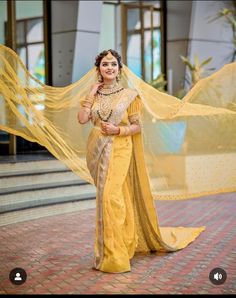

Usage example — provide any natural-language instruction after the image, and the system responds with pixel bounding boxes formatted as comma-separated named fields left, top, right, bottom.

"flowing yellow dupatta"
left=0, top=44, right=236, bottom=202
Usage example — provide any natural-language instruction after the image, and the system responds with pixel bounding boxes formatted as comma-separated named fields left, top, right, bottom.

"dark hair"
left=95, top=49, right=123, bottom=69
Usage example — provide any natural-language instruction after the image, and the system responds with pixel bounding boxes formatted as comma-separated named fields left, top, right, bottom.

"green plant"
left=208, top=1, right=236, bottom=62
left=180, top=54, right=213, bottom=86
left=150, top=73, right=167, bottom=92
left=175, top=54, right=213, bottom=99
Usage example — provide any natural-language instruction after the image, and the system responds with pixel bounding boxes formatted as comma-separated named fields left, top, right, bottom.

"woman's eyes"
left=102, top=63, right=117, bottom=66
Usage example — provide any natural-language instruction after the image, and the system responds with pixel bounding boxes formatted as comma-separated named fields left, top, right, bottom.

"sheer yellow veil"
left=0, top=44, right=236, bottom=200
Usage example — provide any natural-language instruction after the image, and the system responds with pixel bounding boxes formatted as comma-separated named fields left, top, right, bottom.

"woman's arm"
left=77, top=106, right=91, bottom=124
left=100, top=101, right=142, bottom=136
left=77, top=83, right=104, bottom=125
left=128, top=123, right=141, bottom=135
left=100, top=122, right=141, bottom=136
left=118, top=123, right=141, bottom=136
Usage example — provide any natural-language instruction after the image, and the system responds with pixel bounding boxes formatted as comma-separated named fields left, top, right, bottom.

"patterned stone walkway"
left=0, top=192, right=235, bottom=294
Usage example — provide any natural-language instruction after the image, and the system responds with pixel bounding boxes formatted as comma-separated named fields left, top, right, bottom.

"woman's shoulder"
left=123, top=87, right=139, bottom=98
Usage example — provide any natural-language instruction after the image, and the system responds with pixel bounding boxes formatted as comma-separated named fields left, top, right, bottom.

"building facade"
left=0, top=0, right=234, bottom=155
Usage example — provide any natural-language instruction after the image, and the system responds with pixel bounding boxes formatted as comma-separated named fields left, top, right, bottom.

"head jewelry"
left=105, top=51, right=114, bottom=60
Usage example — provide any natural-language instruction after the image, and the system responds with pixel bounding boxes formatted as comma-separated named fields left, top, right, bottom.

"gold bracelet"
left=86, top=94, right=94, bottom=102
left=82, top=102, right=92, bottom=109
left=81, top=94, right=94, bottom=108
left=82, top=107, right=91, bottom=114
left=118, top=126, right=131, bottom=136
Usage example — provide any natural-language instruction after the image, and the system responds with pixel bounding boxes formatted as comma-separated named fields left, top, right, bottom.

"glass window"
left=153, top=11, right=160, bottom=27
left=1, top=0, right=48, bottom=154
left=144, top=10, right=151, bottom=29
left=127, top=8, right=140, bottom=31
left=26, top=18, right=43, bottom=43
left=0, top=1, right=7, bottom=44
left=144, top=31, right=152, bottom=82
left=127, top=34, right=142, bottom=77
left=153, top=29, right=161, bottom=80
left=123, top=1, right=164, bottom=82
left=28, top=44, right=45, bottom=82
left=17, top=47, right=27, bottom=65
left=16, top=21, right=25, bottom=44
left=16, top=1, right=45, bottom=84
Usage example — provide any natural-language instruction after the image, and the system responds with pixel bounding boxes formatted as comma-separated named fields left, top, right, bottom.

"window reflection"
left=153, top=29, right=161, bottom=80
left=125, top=1, right=163, bottom=82
left=27, top=18, right=43, bottom=43
left=16, top=18, right=45, bottom=84
left=127, top=34, right=142, bottom=78
left=16, top=0, right=45, bottom=85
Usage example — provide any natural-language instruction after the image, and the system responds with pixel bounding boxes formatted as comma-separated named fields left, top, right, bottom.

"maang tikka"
left=105, top=51, right=114, bottom=60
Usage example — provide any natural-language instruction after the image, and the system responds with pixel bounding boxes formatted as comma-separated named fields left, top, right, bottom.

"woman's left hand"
left=101, top=122, right=119, bottom=135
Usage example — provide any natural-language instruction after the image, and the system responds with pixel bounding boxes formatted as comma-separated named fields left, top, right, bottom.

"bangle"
left=118, top=126, right=130, bottom=136
left=81, top=94, right=94, bottom=109
left=83, top=107, right=91, bottom=114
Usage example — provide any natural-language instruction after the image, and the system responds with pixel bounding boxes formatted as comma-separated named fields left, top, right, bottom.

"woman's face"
left=99, top=55, right=119, bottom=82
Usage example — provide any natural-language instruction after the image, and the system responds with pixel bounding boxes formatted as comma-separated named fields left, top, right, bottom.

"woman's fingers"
left=100, top=123, right=117, bottom=135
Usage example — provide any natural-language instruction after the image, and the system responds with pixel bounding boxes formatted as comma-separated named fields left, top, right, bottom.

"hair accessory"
left=105, top=51, right=114, bottom=60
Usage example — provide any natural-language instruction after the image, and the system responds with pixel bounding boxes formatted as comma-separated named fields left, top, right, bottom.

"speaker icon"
left=214, top=272, right=223, bottom=280
left=209, top=268, right=227, bottom=285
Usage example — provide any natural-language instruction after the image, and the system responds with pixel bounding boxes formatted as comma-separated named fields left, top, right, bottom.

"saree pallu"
left=86, top=88, right=205, bottom=273
left=0, top=44, right=235, bottom=273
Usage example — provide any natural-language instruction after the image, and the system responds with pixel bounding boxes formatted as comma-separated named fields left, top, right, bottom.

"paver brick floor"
left=0, top=191, right=236, bottom=294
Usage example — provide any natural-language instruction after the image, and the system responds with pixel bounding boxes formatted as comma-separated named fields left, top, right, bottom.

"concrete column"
left=72, top=0, right=103, bottom=81
left=166, top=0, right=193, bottom=95
left=51, top=0, right=102, bottom=86
left=51, top=0, right=78, bottom=86
left=167, top=0, right=234, bottom=95
left=188, top=1, right=234, bottom=73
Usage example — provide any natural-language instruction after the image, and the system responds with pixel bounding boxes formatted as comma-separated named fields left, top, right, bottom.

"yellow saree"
left=86, top=88, right=205, bottom=273
left=0, top=44, right=236, bottom=273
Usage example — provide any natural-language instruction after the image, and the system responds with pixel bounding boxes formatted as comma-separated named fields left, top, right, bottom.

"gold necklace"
left=98, top=83, right=123, bottom=95
left=96, top=84, right=124, bottom=122
left=97, top=93, right=114, bottom=122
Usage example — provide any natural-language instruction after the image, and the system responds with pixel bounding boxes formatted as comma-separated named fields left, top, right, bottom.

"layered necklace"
left=96, top=83, right=124, bottom=122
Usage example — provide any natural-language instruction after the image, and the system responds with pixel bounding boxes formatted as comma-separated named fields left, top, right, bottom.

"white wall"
left=167, top=0, right=235, bottom=95
left=188, top=1, right=234, bottom=72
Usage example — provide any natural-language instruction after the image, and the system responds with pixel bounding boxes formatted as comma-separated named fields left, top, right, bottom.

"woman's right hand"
left=89, top=82, right=104, bottom=96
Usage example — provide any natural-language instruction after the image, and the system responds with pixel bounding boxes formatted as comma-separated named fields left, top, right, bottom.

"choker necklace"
left=97, top=87, right=124, bottom=96
left=98, top=83, right=124, bottom=96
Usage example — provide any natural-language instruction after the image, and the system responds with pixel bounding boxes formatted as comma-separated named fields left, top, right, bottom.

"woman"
left=77, top=49, right=205, bottom=273
left=1, top=45, right=235, bottom=273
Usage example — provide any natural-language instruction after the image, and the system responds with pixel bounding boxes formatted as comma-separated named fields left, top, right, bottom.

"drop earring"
left=116, top=72, right=121, bottom=82
left=98, top=73, right=103, bottom=82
